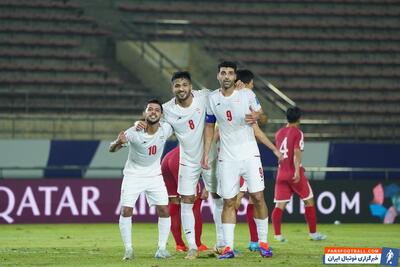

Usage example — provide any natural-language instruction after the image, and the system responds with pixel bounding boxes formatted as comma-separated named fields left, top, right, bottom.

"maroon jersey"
left=275, top=126, right=304, bottom=180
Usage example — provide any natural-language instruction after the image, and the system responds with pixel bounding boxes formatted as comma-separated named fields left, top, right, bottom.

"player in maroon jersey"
left=272, top=106, right=326, bottom=242
left=161, top=146, right=209, bottom=252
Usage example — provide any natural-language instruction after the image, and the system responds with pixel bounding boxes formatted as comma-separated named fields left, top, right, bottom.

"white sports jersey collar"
left=218, top=88, right=237, bottom=99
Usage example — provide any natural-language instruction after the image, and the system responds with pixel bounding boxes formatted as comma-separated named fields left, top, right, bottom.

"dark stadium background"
left=0, top=0, right=399, bottom=227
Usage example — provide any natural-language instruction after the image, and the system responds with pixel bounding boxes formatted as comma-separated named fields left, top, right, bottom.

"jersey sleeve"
left=205, top=95, right=216, bottom=123
left=246, top=89, right=262, bottom=112
left=293, top=130, right=305, bottom=151
left=124, top=127, right=137, bottom=143
left=161, top=122, right=174, bottom=138
left=199, top=88, right=211, bottom=96
left=161, top=103, right=171, bottom=123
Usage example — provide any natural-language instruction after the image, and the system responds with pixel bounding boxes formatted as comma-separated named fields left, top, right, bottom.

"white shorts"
left=217, top=157, right=265, bottom=199
left=120, top=174, right=168, bottom=207
left=178, top=161, right=218, bottom=195
left=202, top=158, right=218, bottom=193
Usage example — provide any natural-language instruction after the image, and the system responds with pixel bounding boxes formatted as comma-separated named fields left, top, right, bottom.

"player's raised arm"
left=109, top=131, right=128, bottom=152
left=252, top=125, right=283, bottom=161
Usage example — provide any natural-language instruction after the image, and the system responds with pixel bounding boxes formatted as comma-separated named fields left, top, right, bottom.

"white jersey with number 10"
left=123, top=122, right=173, bottom=177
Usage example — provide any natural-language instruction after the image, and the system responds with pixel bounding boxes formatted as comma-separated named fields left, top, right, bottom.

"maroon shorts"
left=274, top=170, right=313, bottom=202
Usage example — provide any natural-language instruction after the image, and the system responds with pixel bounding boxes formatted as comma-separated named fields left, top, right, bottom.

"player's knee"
left=223, top=197, right=237, bottom=209
left=234, top=202, right=241, bottom=210
left=250, top=192, right=265, bottom=205
left=303, top=198, right=314, bottom=207
left=169, top=196, right=180, bottom=204
left=121, top=206, right=133, bottom=217
left=275, top=202, right=287, bottom=210
left=235, top=193, right=244, bottom=210
left=156, top=205, right=170, bottom=217
left=181, top=195, right=195, bottom=203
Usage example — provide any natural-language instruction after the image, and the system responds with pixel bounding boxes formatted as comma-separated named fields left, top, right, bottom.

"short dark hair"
left=146, top=98, right=163, bottom=113
left=218, top=61, right=237, bottom=73
left=286, top=106, right=301, bottom=123
left=171, top=71, right=191, bottom=83
left=236, top=69, right=254, bottom=84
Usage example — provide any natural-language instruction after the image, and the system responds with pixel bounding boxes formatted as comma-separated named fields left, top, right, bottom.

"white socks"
left=120, top=215, right=170, bottom=252
left=158, top=217, right=171, bottom=250
left=254, top=217, right=269, bottom=243
left=119, top=215, right=132, bottom=250
left=181, top=203, right=197, bottom=250
left=222, top=223, right=235, bottom=249
left=213, top=198, right=225, bottom=247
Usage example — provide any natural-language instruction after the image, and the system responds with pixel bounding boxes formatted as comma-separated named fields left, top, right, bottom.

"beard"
left=175, top=91, right=190, bottom=102
left=146, top=117, right=160, bottom=125
left=221, top=80, right=234, bottom=89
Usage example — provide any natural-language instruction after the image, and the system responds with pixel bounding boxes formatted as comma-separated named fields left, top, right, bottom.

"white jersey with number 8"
left=163, top=89, right=210, bottom=166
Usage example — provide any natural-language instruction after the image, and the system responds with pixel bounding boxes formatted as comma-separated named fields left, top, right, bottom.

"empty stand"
left=117, top=0, right=400, bottom=139
left=0, top=0, right=152, bottom=115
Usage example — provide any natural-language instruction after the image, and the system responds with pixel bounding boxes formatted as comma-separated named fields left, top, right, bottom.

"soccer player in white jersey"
left=135, top=71, right=223, bottom=259
left=109, top=99, right=173, bottom=261
left=162, top=71, right=222, bottom=259
left=202, top=61, right=273, bottom=259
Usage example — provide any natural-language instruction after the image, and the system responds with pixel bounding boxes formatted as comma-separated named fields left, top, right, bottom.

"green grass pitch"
left=0, top=223, right=399, bottom=266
